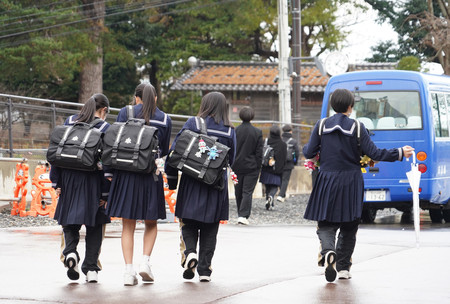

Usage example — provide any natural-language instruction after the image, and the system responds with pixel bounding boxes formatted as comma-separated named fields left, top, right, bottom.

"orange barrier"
left=10, top=161, right=29, bottom=217
left=163, top=174, right=177, bottom=222
left=27, top=162, right=59, bottom=217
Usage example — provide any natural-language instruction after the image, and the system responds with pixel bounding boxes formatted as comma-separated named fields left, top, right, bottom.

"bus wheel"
left=442, top=210, right=450, bottom=223
left=429, top=209, right=443, bottom=223
left=361, top=208, right=377, bottom=223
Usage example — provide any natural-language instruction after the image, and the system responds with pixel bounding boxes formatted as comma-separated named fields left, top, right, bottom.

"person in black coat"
left=303, top=88, right=414, bottom=282
left=50, top=94, right=111, bottom=283
left=231, top=106, right=263, bottom=225
left=278, top=124, right=300, bottom=202
left=259, top=125, right=287, bottom=211
left=166, top=91, right=236, bottom=282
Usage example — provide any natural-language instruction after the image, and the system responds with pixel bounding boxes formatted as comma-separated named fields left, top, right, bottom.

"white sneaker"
left=237, top=217, right=249, bottom=225
left=65, top=252, right=80, bottom=281
left=86, top=271, right=98, bottom=283
left=276, top=196, right=285, bottom=202
left=199, top=275, right=211, bottom=282
left=338, top=270, right=352, bottom=279
left=183, top=252, right=198, bottom=280
left=139, top=263, right=155, bottom=282
left=124, top=272, right=138, bottom=286
left=324, top=251, right=337, bottom=282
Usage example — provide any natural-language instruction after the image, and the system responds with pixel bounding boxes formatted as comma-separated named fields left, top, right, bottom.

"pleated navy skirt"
left=259, top=170, right=281, bottom=186
left=175, top=173, right=229, bottom=223
left=107, top=171, right=166, bottom=220
left=53, top=169, right=110, bottom=227
left=304, top=169, right=364, bottom=222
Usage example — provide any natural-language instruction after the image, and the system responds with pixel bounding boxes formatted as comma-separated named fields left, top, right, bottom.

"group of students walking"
left=50, top=85, right=414, bottom=285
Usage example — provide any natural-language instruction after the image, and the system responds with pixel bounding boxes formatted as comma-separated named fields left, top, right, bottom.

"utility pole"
left=291, top=0, right=301, bottom=125
left=277, top=0, right=291, bottom=124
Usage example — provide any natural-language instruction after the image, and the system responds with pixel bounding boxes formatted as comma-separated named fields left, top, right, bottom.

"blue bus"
left=321, top=70, right=450, bottom=223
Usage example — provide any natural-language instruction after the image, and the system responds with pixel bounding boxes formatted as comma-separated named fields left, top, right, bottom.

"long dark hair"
left=77, top=93, right=109, bottom=123
left=197, top=91, right=231, bottom=126
left=135, top=83, right=157, bottom=124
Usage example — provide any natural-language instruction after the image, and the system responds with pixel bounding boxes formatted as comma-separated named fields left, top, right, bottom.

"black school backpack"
left=262, top=138, right=274, bottom=167
left=47, top=118, right=104, bottom=171
left=102, top=105, right=159, bottom=173
left=166, top=117, right=230, bottom=190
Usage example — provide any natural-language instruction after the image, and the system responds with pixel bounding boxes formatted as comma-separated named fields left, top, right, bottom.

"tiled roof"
left=171, top=60, right=396, bottom=93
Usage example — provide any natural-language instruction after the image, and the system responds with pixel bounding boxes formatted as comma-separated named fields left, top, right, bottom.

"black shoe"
left=265, top=196, right=273, bottom=210
left=65, top=252, right=80, bottom=281
left=183, top=253, right=198, bottom=280
left=324, top=251, right=337, bottom=282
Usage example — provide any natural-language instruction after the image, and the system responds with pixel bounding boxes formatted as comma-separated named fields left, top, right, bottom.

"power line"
left=0, top=0, right=164, bottom=35
left=0, top=0, right=193, bottom=40
left=0, top=0, right=239, bottom=48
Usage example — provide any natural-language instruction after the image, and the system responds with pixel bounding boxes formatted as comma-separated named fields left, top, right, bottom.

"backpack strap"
left=126, top=105, right=134, bottom=119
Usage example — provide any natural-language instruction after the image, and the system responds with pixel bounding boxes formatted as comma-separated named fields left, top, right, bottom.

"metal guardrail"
left=0, top=93, right=314, bottom=158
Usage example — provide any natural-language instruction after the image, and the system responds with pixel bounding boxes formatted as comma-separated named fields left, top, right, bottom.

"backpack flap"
left=47, top=122, right=103, bottom=171
left=102, top=121, right=159, bottom=173
left=167, top=129, right=230, bottom=187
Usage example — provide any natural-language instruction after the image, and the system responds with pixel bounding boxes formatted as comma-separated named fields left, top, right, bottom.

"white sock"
left=125, top=264, right=134, bottom=274
left=142, top=255, right=150, bottom=265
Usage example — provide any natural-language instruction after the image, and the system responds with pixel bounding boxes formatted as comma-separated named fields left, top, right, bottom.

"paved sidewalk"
left=1, top=221, right=449, bottom=303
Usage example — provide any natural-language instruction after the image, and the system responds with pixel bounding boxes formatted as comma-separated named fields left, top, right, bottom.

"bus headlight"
left=417, top=151, right=427, bottom=161
left=418, top=163, right=427, bottom=173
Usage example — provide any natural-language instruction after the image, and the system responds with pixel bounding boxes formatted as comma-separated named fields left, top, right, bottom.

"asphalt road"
left=1, top=214, right=449, bottom=304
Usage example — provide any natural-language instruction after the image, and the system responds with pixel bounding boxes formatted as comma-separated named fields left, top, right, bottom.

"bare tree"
left=78, top=0, right=105, bottom=103
left=413, top=0, right=450, bottom=74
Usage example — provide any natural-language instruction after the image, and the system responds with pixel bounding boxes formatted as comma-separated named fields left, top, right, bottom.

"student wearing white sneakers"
left=50, top=94, right=111, bottom=283
left=107, top=83, right=172, bottom=286
left=231, top=106, right=263, bottom=225
left=302, top=89, right=414, bottom=282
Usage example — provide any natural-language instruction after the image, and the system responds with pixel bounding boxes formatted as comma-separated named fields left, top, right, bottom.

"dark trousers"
left=180, top=219, right=220, bottom=277
left=316, top=220, right=359, bottom=271
left=265, top=184, right=279, bottom=200
left=234, top=170, right=259, bottom=218
left=278, top=168, right=293, bottom=198
left=62, top=224, right=105, bottom=275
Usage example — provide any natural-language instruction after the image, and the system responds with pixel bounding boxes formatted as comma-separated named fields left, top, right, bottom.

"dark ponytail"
left=135, top=83, right=156, bottom=124
left=77, top=93, right=110, bottom=123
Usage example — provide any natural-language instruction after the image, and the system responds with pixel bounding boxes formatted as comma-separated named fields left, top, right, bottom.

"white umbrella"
left=406, top=151, right=421, bottom=248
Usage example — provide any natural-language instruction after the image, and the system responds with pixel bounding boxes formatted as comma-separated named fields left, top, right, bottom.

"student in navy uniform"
left=107, top=83, right=172, bottom=286
left=259, top=125, right=287, bottom=211
left=302, top=88, right=414, bottom=282
left=50, top=93, right=111, bottom=283
left=277, top=124, right=300, bottom=202
left=166, top=91, right=236, bottom=282
left=231, top=106, right=263, bottom=225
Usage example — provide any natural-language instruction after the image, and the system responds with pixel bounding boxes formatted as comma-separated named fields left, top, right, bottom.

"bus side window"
left=431, top=93, right=449, bottom=137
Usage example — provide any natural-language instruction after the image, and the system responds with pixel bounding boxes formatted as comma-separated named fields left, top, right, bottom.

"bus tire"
left=361, top=208, right=377, bottom=223
left=429, top=209, right=443, bottom=223
left=442, top=209, right=450, bottom=223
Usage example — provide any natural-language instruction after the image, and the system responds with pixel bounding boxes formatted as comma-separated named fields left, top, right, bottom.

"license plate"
left=365, top=190, right=386, bottom=201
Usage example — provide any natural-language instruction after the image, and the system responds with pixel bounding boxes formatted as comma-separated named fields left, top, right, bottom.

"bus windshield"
left=328, top=91, right=422, bottom=130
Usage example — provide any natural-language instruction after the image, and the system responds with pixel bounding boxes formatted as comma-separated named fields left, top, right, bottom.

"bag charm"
left=229, top=168, right=238, bottom=185
left=196, top=139, right=208, bottom=157
left=207, top=145, right=222, bottom=160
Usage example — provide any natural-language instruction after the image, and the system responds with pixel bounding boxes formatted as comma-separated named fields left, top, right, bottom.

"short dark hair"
left=330, top=89, right=354, bottom=113
left=239, top=106, right=255, bottom=122
left=282, top=124, right=292, bottom=132
left=269, top=125, right=281, bottom=138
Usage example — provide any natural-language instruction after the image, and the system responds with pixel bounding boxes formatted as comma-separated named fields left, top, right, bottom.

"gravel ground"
left=0, top=194, right=400, bottom=228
